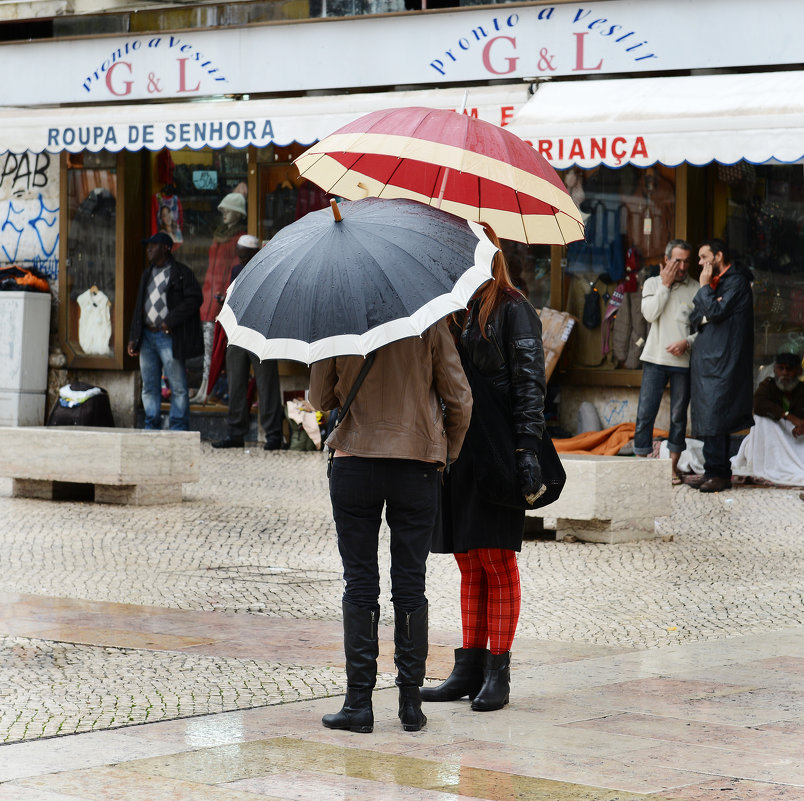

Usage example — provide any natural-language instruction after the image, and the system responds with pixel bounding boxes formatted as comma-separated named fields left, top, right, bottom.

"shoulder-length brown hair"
left=472, top=223, right=522, bottom=338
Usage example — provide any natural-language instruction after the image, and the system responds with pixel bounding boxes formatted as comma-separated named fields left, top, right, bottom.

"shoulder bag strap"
left=335, top=351, right=376, bottom=428
left=326, top=351, right=376, bottom=476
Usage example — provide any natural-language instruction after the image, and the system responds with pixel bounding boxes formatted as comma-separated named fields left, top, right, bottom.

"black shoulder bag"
left=326, top=351, right=376, bottom=478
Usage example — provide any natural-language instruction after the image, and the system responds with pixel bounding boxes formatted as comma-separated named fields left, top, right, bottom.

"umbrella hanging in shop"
left=293, top=106, right=585, bottom=246
left=217, top=197, right=498, bottom=364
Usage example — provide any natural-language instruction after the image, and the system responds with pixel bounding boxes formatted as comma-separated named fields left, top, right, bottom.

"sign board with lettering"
left=508, top=71, right=804, bottom=168
left=0, top=84, right=527, bottom=155
left=0, top=0, right=796, bottom=107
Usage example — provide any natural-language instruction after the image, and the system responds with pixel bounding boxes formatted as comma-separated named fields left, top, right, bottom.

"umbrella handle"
left=330, top=198, right=343, bottom=222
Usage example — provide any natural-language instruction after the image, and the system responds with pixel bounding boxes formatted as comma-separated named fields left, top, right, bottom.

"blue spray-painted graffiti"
left=0, top=152, right=60, bottom=280
left=0, top=195, right=59, bottom=279
left=601, top=399, right=629, bottom=427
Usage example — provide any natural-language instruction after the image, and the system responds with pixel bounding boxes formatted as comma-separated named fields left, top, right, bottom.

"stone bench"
left=527, top=454, right=672, bottom=544
left=0, top=426, right=200, bottom=505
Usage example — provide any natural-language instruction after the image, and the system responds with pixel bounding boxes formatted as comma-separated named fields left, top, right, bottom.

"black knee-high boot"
left=471, top=651, right=511, bottom=712
left=322, top=600, right=378, bottom=733
left=420, top=647, right=487, bottom=702
left=394, top=602, right=428, bottom=732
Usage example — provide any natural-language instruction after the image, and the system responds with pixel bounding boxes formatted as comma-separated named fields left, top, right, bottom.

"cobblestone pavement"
left=0, top=446, right=802, bottom=751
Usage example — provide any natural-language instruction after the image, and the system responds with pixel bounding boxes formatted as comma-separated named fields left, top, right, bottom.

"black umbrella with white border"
left=218, top=197, right=498, bottom=364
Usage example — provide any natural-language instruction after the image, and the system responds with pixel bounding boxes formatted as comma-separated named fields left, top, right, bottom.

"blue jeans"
left=329, top=457, right=439, bottom=613
left=633, top=362, right=690, bottom=455
left=139, top=328, right=189, bottom=431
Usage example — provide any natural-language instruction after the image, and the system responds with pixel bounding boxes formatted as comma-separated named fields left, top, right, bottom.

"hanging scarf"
left=212, top=219, right=245, bottom=245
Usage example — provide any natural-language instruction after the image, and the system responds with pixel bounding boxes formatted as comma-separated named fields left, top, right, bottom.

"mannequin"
left=192, top=192, right=247, bottom=404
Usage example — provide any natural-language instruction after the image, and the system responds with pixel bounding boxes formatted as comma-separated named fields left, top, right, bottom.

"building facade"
left=0, top=0, right=801, bottom=431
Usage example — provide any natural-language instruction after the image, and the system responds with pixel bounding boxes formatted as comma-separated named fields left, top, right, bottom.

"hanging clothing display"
left=76, top=287, right=112, bottom=355
left=201, top=222, right=244, bottom=323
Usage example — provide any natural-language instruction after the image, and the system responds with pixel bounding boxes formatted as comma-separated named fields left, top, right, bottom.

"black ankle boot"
left=471, top=651, right=510, bottom=712
left=398, top=685, right=426, bottom=732
left=322, top=601, right=378, bottom=733
left=420, top=647, right=486, bottom=702
left=322, top=688, right=374, bottom=733
left=394, top=603, right=428, bottom=732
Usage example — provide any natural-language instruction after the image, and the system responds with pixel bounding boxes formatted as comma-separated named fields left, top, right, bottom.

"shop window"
left=561, top=165, right=677, bottom=373
left=256, top=143, right=332, bottom=242
left=718, top=163, right=804, bottom=374
left=61, top=151, right=118, bottom=363
left=255, top=143, right=332, bottom=380
left=149, top=146, right=249, bottom=399
left=504, top=241, right=551, bottom=311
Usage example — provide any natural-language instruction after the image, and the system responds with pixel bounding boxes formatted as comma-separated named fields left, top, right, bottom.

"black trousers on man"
left=225, top=344, right=283, bottom=445
left=702, top=433, right=732, bottom=479
left=329, top=456, right=438, bottom=612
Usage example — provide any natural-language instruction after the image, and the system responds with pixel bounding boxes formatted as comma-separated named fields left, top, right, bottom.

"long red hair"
left=471, top=223, right=522, bottom=338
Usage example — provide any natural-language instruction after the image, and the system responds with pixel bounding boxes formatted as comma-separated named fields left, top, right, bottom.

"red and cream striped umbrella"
left=294, top=106, right=584, bottom=246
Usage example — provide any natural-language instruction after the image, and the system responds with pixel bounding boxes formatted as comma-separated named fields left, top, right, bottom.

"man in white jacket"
left=633, top=239, right=698, bottom=482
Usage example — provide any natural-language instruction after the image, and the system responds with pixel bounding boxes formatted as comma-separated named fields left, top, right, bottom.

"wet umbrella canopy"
left=294, top=106, right=585, bottom=246
left=217, top=197, right=498, bottom=364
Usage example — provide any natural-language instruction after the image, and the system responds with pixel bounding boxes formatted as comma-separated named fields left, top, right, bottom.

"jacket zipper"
left=488, top=325, right=506, bottom=364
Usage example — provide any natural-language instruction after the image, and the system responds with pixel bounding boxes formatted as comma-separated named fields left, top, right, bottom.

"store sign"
left=531, top=135, right=651, bottom=168
left=2, top=86, right=526, bottom=155
left=0, top=0, right=797, bottom=106
left=45, top=119, right=277, bottom=150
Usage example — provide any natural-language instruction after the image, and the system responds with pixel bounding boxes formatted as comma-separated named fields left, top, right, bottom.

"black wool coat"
left=433, top=290, right=546, bottom=554
left=688, top=264, right=754, bottom=436
left=129, top=258, right=204, bottom=361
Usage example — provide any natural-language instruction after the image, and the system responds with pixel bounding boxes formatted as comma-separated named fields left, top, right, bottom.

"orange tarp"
left=553, top=422, right=669, bottom=456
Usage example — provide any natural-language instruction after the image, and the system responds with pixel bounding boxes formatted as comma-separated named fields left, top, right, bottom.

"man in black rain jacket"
left=689, top=239, right=754, bottom=492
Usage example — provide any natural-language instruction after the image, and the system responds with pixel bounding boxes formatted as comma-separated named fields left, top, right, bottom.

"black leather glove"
left=515, top=449, right=542, bottom=498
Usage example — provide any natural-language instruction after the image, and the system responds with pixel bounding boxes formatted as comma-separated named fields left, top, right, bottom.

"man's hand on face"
left=698, top=246, right=716, bottom=287
left=660, top=259, right=680, bottom=288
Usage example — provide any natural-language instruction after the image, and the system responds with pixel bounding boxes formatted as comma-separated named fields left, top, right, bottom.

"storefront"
left=0, top=0, right=801, bottom=431
left=0, top=83, right=530, bottom=424
left=506, top=68, right=804, bottom=429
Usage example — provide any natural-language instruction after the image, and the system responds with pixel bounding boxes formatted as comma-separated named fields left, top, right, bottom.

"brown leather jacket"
left=309, top=319, right=472, bottom=468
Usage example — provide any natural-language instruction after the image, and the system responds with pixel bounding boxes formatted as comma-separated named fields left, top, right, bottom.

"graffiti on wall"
left=0, top=153, right=60, bottom=280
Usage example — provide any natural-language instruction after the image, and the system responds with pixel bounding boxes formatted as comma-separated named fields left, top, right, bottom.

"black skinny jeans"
left=329, top=456, right=439, bottom=613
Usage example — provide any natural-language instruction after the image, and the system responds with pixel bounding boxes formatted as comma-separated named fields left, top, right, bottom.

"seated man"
left=731, top=352, right=804, bottom=485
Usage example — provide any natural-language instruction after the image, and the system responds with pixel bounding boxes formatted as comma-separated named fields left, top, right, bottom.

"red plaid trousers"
left=455, top=548, right=521, bottom=654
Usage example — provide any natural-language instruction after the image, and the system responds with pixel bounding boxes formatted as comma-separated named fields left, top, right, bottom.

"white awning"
left=0, top=85, right=528, bottom=155
left=506, top=71, right=804, bottom=169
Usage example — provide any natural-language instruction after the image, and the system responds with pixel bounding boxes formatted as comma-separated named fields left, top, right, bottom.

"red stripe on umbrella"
left=295, top=107, right=584, bottom=245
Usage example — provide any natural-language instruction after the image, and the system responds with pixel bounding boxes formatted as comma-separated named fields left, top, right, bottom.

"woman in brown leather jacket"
left=309, top=321, right=472, bottom=735
left=424, top=226, right=547, bottom=713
